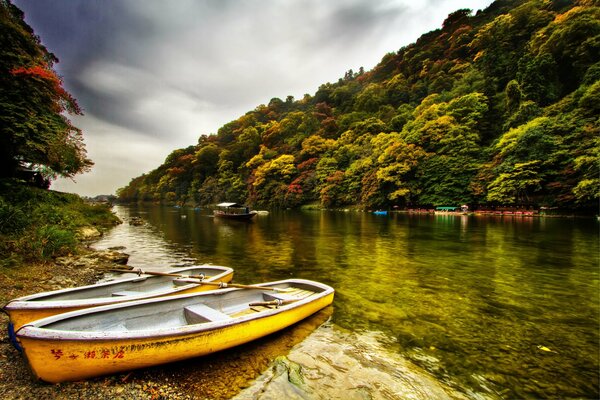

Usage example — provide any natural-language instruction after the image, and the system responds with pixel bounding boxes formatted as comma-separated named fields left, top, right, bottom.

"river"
left=93, top=205, right=599, bottom=399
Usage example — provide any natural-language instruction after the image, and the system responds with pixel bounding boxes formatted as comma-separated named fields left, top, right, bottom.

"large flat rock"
left=235, top=323, right=467, bottom=400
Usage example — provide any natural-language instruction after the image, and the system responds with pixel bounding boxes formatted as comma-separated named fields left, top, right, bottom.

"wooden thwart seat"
left=263, top=288, right=315, bottom=302
left=230, top=305, right=274, bottom=318
left=184, top=304, right=231, bottom=324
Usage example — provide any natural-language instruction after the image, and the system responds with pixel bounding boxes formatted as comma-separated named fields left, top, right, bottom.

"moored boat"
left=3, top=265, right=234, bottom=334
left=213, top=202, right=257, bottom=220
left=16, top=278, right=334, bottom=383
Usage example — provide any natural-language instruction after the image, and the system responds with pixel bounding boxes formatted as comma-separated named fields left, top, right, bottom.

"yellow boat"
left=16, top=278, right=334, bottom=383
left=4, top=265, right=234, bottom=334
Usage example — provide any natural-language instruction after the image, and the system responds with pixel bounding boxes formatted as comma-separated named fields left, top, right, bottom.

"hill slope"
left=117, top=0, right=599, bottom=212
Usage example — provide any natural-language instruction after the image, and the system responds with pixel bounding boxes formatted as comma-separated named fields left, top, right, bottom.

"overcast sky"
left=13, top=0, right=494, bottom=197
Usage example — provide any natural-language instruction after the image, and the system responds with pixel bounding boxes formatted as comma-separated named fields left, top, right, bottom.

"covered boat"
left=4, top=265, right=233, bottom=334
left=213, top=202, right=257, bottom=220
left=16, top=278, right=334, bottom=383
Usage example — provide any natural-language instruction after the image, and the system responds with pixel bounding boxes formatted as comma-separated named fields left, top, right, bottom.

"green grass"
left=0, top=180, right=120, bottom=267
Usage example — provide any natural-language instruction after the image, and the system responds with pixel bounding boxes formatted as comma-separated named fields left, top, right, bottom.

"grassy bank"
left=0, top=180, right=121, bottom=268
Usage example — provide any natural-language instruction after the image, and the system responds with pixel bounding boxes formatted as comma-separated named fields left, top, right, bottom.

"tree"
left=250, top=154, right=297, bottom=206
left=487, top=160, right=543, bottom=204
left=194, top=144, right=220, bottom=174
left=0, top=1, right=91, bottom=180
left=374, top=134, right=425, bottom=204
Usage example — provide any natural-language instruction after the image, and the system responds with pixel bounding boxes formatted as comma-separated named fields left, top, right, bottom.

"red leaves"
left=11, top=65, right=58, bottom=82
left=167, top=167, right=186, bottom=176
left=10, top=64, right=81, bottom=114
left=287, top=183, right=303, bottom=194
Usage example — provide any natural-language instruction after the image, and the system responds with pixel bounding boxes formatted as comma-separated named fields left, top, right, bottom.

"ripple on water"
left=92, top=207, right=194, bottom=270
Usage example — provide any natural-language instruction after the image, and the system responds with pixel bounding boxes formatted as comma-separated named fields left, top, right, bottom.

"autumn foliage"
left=118, top=0, right=599, bottom=213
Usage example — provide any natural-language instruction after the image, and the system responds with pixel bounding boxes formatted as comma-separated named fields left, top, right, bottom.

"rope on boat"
left=8, top=323, right=33, bottom=353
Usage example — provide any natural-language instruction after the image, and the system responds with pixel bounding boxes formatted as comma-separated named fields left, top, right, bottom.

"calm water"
left=95, top=205, right=600, bottom=399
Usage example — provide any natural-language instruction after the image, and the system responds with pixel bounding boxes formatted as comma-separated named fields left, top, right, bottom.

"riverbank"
left=0, top=182, right=122, bottom=269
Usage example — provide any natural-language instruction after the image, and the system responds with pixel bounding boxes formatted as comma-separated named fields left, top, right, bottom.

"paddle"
left=105, top=267, right=293, bottom=293
left=249, top=299, right=299, bottom=307
left=179, top=279, right=293, bottom=292
left=104, top=268, right=211, bottom=280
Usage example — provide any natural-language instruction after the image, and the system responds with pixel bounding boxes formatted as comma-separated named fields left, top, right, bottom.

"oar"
left=106, top=267, right=292, bottom=293
left=183, top=280, right=293, bottom=293
left=104, top=267, right=212, bottom=280
left=249, top=299, right=299, bottom=307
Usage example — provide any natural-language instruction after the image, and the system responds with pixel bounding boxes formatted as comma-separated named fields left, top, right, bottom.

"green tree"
left=487, top=160, right=543, bottom=204
left=250, top=154, right=296, bottom=206
left=373, top=133, right=425, bottom=204
left=0, top=1, right=92, bottom=179
left=194, top=144, right=220, bottom=178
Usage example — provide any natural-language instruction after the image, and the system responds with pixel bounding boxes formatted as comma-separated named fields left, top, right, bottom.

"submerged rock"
left=129, top=217, right=144, bottom=226
left=236, top=323, right=467, bottom=400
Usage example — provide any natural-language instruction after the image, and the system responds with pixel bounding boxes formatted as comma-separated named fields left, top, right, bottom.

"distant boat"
left=16, top=278, right=334, bottom=383
left=373, top=210, right=388, bottom=215
left=213, top=202, right=257, bottom=220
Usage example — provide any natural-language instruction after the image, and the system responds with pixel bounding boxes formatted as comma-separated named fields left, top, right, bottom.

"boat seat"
left=184, top=304, right=231, bottom=324
left=112, top=290, right=142, bottom=297
left=263, top=292, right=296, bottom=302
left=263, top=289, right=314, bottom=302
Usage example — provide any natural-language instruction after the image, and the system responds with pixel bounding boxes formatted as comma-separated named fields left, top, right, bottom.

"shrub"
left=32, top=225, right=77, bottom=259
left=0, top=199, right=29, bottom=234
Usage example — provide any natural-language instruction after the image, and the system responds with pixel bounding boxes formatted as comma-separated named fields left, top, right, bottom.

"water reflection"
left=96, top=206, right=600, bottom=399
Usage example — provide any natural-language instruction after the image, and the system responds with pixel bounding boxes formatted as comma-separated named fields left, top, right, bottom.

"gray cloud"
left=13, top=0, right=494, bottom=196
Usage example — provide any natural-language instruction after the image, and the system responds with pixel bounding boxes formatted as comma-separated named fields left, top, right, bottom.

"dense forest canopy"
left=117, top=0, right=599, bottom=212
left=0, top=0, right=91, bottom=182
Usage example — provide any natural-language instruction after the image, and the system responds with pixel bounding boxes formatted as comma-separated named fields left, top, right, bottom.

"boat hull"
left=4, top=265, right=234, bottom=332
left=213, top=211, right=257, bottom=220
left=17, top=279, right=334, bottom=383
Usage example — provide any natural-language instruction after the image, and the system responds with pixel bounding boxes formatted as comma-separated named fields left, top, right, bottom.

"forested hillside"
left=117, top=0, right=599, bottom=212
